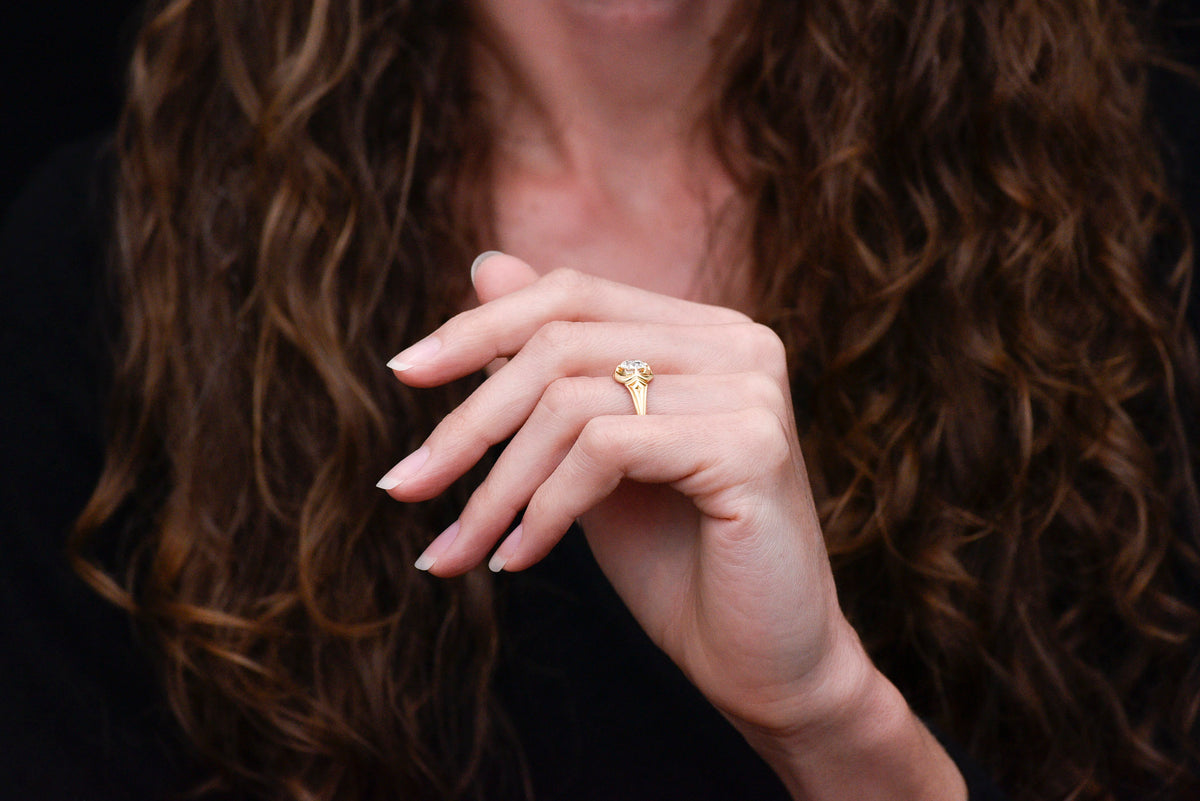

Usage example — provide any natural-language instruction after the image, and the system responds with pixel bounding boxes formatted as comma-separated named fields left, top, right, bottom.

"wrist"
left=731, top=616, right=880, bottom=750
left=734, top=620, right=967, bottom=801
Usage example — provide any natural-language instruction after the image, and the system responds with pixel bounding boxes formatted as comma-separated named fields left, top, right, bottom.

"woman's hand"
left=379, top=253, right=965, bottom=800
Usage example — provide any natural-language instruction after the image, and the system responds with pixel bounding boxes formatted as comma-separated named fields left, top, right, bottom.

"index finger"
left=386, top=262, right=751, bottom=385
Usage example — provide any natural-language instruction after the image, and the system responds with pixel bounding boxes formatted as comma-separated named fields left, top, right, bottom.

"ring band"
left=613, top=359, right=653, bottom=415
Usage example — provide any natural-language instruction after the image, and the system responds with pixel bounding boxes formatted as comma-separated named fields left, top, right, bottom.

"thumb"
left=470, top=251, right=540, bottom=303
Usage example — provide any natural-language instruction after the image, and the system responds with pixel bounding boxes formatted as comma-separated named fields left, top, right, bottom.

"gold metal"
left=613, top=359, right=654, bottom=415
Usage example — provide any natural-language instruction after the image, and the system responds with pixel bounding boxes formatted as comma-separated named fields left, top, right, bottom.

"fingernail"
left=376, top=445, right=430, bottom=490
left=488, top=524, right=523, bottom=573
left=470, top=250, right=504, bottom=285
left=415, top=520, right=460, bottom=571
left=387, top=336, right=442, bottom=371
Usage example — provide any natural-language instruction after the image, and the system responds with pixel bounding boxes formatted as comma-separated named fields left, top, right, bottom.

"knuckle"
left=738, top=322, right=789, bottom=381
left=737, top=407, right=790, bottom=466
left=462, top=477, right=520, bottom=526
left=746, top=322, right=787, bottom=361
left=741, top=371, right=785, bottom=408
left=529, top=318, right=581, bottom=354
left=545, top=267, right=591, bottom=295
left=433, top=399, right=489, bottom=449
left=523, top=486, right=555, bottom=523
left=577, top=416, right=625, bottom=463
left=713, top=305, right=753, bottom=324
left=459, top=481, right=501, bottom=525
left=539, top=377, right=592, bottom=422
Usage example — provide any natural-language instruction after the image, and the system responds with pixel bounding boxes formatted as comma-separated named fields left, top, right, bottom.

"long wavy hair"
left=73, top=0, right=1200, bottom=799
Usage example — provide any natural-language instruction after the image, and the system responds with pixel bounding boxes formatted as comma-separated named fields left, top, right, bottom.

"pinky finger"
left=496, top=407, right=794, bottom=572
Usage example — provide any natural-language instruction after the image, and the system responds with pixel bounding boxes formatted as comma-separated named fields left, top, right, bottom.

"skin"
left=379, top=1, right=970, bottom=798
left=469, top=0, right=749, bottom=302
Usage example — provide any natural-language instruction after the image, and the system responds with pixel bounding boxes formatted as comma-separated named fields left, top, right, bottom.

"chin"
left=565, top=0, right=717, bottom=29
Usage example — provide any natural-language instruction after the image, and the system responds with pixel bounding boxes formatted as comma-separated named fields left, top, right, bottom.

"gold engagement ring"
left=613, top=359, right=654, bottom=415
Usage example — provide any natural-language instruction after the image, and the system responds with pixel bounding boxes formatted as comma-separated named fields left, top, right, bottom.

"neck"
left=469, top=0, right=736, bottom=175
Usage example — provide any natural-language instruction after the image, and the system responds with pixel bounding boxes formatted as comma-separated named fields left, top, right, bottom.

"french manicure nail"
left=376, top=445, right=430, bottom=490
left=387, top=336, right=442, bottom=371
left=415, top=520, right=460, bottom=571
left=470, top=250, right=504, bottom=285
left=488, top=524, right=523, bottom=573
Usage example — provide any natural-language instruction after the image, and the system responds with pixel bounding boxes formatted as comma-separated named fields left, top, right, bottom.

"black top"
left=11, top=11, right=1200, bottom=788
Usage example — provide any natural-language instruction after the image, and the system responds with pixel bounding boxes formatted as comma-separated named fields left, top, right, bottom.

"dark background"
left=1, top=3, right=142, bottom=217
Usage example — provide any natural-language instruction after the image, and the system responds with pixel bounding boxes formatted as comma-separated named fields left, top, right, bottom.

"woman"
left=4, top=0, right=1198, bottom=798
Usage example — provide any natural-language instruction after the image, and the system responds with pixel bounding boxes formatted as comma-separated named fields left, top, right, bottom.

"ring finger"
left=380, top=319, right=791, bottom=500
left=413, top=371, right=789, bottom=575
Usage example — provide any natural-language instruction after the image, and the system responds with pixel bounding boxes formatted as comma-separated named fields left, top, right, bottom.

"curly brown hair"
left=72, top=0, right=1200, bottom=799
